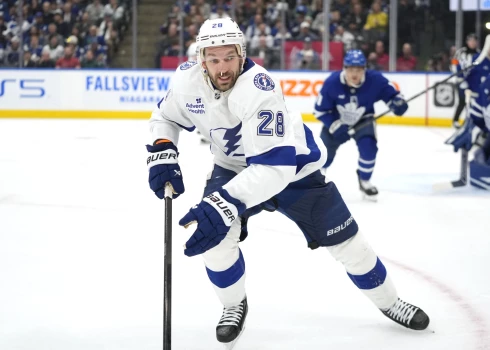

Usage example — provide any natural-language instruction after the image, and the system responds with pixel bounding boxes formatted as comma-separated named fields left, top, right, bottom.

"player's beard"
left=210, top=70, right=239, bottom=92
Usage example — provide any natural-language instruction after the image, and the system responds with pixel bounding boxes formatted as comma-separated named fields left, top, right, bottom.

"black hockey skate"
left=381, top=298, right=430, bottom=330
left=216, top=298, right=248, bottom=348
left=357, top=170, right=378, bottom=201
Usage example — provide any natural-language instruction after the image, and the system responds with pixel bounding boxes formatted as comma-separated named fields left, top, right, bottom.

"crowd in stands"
left=0, top=0, right=131, bottom=68
left=157, top=0, right=454, bottom=72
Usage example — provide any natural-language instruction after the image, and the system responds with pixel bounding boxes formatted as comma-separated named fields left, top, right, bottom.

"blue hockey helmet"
left=343, top=50, right=366, bottom=68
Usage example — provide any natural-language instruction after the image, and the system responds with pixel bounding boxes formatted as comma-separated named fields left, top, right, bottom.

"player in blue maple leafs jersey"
left=314, top=50, right=408, bottom=200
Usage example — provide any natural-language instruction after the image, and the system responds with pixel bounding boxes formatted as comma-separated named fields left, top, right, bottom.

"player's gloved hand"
left=388, top=95, right=408, bottom=116
left=445, top=118, right=474, bottom=152
left=146, top=140, right=184, bottom=199
left=329, top=120, right=351, bottom=144
left=179, top=189, right=246, bottom=257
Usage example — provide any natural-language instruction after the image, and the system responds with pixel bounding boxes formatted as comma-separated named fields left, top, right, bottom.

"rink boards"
left=0, top=69, right=458, bottom=126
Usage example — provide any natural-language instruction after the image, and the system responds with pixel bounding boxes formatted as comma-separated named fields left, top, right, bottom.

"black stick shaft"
left=349, top=67, right=474, bottom=134
left=164, top=194, right=172, bottom=350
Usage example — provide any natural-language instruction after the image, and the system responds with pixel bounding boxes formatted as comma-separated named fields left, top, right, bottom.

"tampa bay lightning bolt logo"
left=209, top=123, right=244, bottom=157
left=253, top=73, right=275, bottom=91
left=179, top=61, right=197, bottom=70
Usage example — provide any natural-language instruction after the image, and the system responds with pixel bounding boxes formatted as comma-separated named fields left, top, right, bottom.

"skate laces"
left=218, top=303, right=244, bottom=327
left=385, top=299, right=418, bottom=325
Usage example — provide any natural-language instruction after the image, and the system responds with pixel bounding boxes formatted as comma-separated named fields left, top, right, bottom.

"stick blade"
left=432, top=179, right=467, bottom=192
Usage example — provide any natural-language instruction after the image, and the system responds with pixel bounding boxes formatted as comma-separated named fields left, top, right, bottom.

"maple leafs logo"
left=337, top=102, right=366, bottom=126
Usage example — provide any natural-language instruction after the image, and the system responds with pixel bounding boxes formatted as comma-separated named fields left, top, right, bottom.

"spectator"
left=37, top=48, right=55, bottom=67
left=81, top=49, right=103, bottom=68
left=249, top=35, right=280, bottom=69
left=56, top=46, right=81, bottom=68
left=364, top=2, right=387, bottom=43
left=344, top=3, right=366, bottom=36
left=195, top=0, right=210, bottom=19
left=0, top=12, right=7, bottom=48
left=333, top=0, right=350, bottom=18
left=272, top=19, right=291, bottom=45
left=25, top=34, right=43, bottom=59
left=398, top=0, right=415, bottom=48
left=44, top=23, right=63, bottom=47
left=333, top=25, right=355, bottom=52
left=374, top=40, right=389, bottom=71
left=62, top=3, right=77, bottom=30
left=290, top=5, right=307, bottom=38
left=249, top=23, right=274, bottom=50
left=104, top=0, right=124, bottom=28
left=41, top=1, right=53, bottom=25
left=33, top=12, right=47, bottom=33
left=85, top=25, right=104, bottom=46
left=85, top=0, right=104, bottom=25
left=66, top=35, right=84, bottom=58
left=296, top=21, right=319, bottom=41
left=397, top=43, right=417, bottom=71
left=53, top=9, right=71, bottom=38
left=245, top=15, right=270, bottom=43
left=157, top=23, right=179, bottom=59
left=23, top=51, right=37, bottom=67
left=209, top=5, right=229, bottom=20
left=42, top=34, right=64, bottom=61
left=367, top=52, right=381, bottom=70
left=293, top=37, right=321, bottom=70
left=78, top=12, right=91, bottom=40
left=3, top=35, right=21, bottom=67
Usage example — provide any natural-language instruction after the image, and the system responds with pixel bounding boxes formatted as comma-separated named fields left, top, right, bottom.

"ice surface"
left=0, top=119, right=489, bottom=350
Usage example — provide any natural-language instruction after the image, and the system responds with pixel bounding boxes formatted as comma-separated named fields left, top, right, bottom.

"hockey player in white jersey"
left=146, top=18, right=430, bottom=348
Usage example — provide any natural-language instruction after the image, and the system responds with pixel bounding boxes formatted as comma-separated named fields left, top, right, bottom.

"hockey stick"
left=348, top=34, right=490, bottom=135
left=163, top=183, right=173, bottom=350
left=432, top=90, right=472, bottom=191
left=432, top=148, right=468, bottom=191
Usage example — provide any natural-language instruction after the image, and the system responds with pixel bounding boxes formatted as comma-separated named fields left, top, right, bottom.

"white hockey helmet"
left=196, top=18, right=246, bottom=74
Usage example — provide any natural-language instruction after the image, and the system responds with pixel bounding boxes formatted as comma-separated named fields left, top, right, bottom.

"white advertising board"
left=0, top=69, right=456, bottom=126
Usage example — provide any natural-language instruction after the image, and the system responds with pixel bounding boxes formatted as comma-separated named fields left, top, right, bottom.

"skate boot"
left=381, top=298, right=430, bottom=330
left=453, top=120, right=461, bottom=129
left=357, top=170, right=378, bottom=201
left=216, top=298, right=248, bottom=348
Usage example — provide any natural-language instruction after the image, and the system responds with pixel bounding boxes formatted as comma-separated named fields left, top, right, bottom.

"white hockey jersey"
left=149, top=58, right=327, bottom=208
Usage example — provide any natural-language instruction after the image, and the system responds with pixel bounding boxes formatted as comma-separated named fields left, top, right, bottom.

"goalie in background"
left=446, top=80, right=490, bottom=190
left=451, top=33, right=479, bottom=129
left=314, top=49, right=408, bottom=201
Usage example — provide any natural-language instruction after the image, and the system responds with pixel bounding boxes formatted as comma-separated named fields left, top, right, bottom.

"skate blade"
left=362, top=193, right=378, bottom=202
left=222, top=322, right=246, bottom=350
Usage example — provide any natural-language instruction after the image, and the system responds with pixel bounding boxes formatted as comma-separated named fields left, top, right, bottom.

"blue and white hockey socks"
left=327, top=231, right=397, bottom=310
left=202, top=220, right=246, bottom=307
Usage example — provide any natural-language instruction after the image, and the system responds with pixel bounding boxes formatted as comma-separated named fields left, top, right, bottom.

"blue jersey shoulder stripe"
left=296, top=125, right=321, bottom=173
left=246, top=146, right=296, bottom=167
